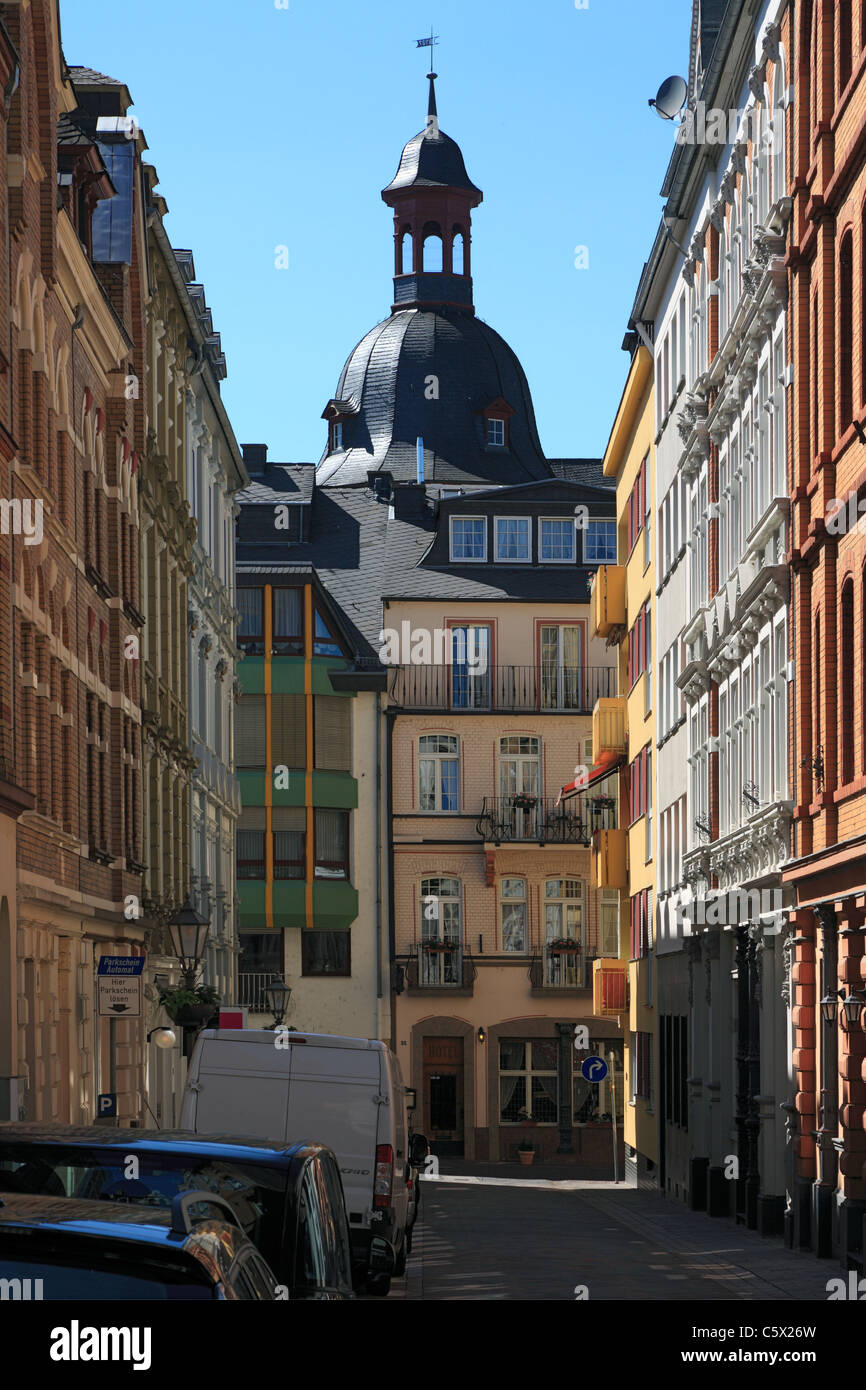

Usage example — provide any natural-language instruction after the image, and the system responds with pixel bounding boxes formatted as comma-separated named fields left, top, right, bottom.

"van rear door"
left=285, top=1042, right=380, bottom=1229
left=187, top=1033, right=290, bottom=1143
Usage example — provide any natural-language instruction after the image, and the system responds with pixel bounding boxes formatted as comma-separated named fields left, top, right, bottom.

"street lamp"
left=820, top=992, right=841, bottom=1025
left=820, top=988, right=866, bottom=1029
left=264, top=975, right=291, bottom=1029
left=166, top=895, right=210, bottom=989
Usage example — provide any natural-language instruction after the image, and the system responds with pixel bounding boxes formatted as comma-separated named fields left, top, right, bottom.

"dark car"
left=0, top=1189, right=279, bottom=1300
left=0, top=1124, right=355, bottom=1300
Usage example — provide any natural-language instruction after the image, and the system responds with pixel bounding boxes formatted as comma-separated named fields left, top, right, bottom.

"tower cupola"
left=381, top=73, right=483, bottom=314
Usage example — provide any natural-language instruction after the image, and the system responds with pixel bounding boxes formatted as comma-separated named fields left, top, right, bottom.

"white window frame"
left=449, top=515, right=487, bottom=563
left=418, top=734, right=460, bottom=814
left=584, top=518, right=617, bottom=563
left=538, top=516, right=576, bottom=564
left=487, top=417, right=506, bottom=447
left=500, top=877, right=528, bottom=954
left=494, top=515, right=531, bottom=563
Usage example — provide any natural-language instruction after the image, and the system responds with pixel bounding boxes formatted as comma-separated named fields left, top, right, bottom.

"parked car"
left=181, top=1029, right=414, bottom=1295
left=0, top=1124, right=354, bottom=1300
left=0, top=1189, right=280, bottom=1299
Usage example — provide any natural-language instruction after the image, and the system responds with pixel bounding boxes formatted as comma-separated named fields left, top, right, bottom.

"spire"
left=426, top=71, right=439, bottom=139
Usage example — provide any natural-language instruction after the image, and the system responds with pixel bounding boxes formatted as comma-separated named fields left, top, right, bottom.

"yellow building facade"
left=592, top=345, right=658, bottom=1186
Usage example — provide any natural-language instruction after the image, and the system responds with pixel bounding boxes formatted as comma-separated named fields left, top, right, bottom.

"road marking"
left=420, top=1174, right=624, bottom=1192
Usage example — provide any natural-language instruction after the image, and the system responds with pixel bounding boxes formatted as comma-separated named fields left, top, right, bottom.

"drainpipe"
left=374, top=692, right=382, bottom=1038
left=386, top=707, right=397, bottom=1050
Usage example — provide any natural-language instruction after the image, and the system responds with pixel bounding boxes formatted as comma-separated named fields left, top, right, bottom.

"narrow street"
left=387, top=1167, right=835, bottom=1302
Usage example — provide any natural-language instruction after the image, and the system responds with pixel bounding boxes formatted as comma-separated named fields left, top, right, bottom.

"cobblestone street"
left=388, top=1167, right=837, bottom=1302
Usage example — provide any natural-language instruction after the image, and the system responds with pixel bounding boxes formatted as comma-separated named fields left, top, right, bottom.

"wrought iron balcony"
left=389, top=664, right=614, bottom=713
left=475, top=794, right=615, bottom=845
left=402, top=947, right=477, bottom=994
left=528, top=950, right=591, bottom=992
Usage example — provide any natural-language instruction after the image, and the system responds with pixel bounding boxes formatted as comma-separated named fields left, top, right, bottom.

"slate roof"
left=548, top=458, right=615, bottom=489
left=67, top=65, right=124, bottom=86
left=237, top=464, right=314, bottom=506
left=316, top=308, right=553, bottom=488
left=382, top=127, right=481, bottom=196
left=57, top=111, right=94, bottom=147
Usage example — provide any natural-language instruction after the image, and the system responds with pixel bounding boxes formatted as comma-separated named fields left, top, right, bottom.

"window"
left=273, top=588, right=302, bottom=654
left=495, top=516, right=530, bottom=562
left=237, top=588, right=264, bottom=652
left=272, top=692, right=306, bottom=770
left=540, top=624, right=582, bottom=709
left=236, top=696, right=266, bottom=769
left=302, top=931, right=350, bottom=976
left=840, top=230, right=854, bottom=436
left=499, top=1039, right=558, bottom=1123
left=314, top=695, right=351, bottom=771
left=450, top=516, right=486, bottom=562
left=539, top=517, right=575, bottom=563
left=544, top=879, right=584, bottom=986
left=629, top=888, right=652, bottom=959
left=450, top=625, right=491, bottom=708
left=499, top=735, right=541, bottom=837
left=420, top=876, right=462, bottom=986
left=313, top=609, right=343, bottom=657
left=584, top=518, right=617, bottom=563
left=500, top=878, right=528, bottom=953
left=273, top=806, right=305, bottom=879
left=332, top=422, right=343, bottom=451
left=314, top=809, right=348, bottom=879
left=419, top=734, right=460, bottom=812
left=632, top=1031, right=653, bottom=1103
left=841, top=582, right=855, bottom=784
left=487, top=417, right=505, bottom=446
left=237, top=807, right=266, bottom=878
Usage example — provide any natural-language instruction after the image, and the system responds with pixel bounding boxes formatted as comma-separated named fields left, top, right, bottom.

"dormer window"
left=331, top=422, right=343, bottom=451
left=487, top=417, right=505, bottom=447
left=495, top=517, right=530, bottom=563
left=450, top=516, right=486, bottom=562
left=479, top=397, right=514, bottom=449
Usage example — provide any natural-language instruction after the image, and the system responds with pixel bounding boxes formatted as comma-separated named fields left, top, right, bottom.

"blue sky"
left=60, top=0, right=689, bottom=465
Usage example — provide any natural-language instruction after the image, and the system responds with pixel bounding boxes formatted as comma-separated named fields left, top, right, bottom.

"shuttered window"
left=272, top=693, right=305, bottom=769
left=273, top=806, right=305, bottom=879
left=315, top=809, right=349, bottom=878
left=236, top=696, right=266, bottom=768
left=314, top=695, right=351, bottom=771
left=237, top=806, right=266, bottom=877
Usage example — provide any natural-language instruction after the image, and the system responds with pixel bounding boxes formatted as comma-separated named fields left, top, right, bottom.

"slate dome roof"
left=316, top=307, right=552, bottom=488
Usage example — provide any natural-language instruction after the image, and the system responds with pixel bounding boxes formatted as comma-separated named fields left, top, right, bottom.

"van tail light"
left=374, top=1144, right=394, bottom=1209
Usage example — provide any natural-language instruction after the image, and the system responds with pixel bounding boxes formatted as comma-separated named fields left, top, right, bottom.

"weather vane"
left=416, top=28, right=439, bottom=74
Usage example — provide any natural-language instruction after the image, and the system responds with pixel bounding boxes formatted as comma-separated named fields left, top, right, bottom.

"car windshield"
left=0, top=1239, right=216, bottom=1300
left=0, top=1146, right=288, bottom=1274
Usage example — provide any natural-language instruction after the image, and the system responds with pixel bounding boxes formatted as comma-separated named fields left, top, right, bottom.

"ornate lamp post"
left=166, top=896, right=210, bottom=991
left=264, top=975, right=292, bottom=1030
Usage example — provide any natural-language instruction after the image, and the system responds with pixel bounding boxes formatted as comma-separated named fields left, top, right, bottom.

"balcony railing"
left=528, top=951, right=590, bottom=991
left=238, top=972, right=279, bottom=1012
left=404, top=948, right=477, bottom=993
left=475, top=795, right=615, bottom=845
left=390, top=664, right=613, bottom=713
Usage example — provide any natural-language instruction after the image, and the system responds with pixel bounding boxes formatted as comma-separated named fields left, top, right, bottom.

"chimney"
left=242, top=443, right=268, bottom=475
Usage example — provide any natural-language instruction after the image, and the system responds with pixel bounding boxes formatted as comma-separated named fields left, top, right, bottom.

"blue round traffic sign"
left=580, top=1055, right=609, bottom=1083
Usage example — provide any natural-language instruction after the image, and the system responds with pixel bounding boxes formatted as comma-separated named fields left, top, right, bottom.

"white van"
left=181, top=1029, right=415, bottom=1294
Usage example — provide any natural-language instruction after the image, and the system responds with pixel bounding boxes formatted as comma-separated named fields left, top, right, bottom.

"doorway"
left=423, top=1036, right=464, bottom=1156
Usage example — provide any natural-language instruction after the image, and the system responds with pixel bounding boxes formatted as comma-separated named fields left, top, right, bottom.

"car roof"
left=199, top=1028, right=386, bottom=1051
left=0, top=1191, right=177, bottom=1244
left=0, top=1123, right=328, bottom=1163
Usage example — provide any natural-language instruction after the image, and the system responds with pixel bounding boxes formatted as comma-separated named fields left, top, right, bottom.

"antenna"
left=649, top=75, right=688, bottom=121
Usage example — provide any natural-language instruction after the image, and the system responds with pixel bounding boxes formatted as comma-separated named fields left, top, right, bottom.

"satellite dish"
left=649, top=75, right=688, bottom=121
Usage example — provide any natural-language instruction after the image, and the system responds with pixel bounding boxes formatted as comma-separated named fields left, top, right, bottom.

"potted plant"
left=158, top=983, right=220, bottom=1027
left=548, top=938, right=581, bottom=953
left=518, top=1138, right=535, bottom=1166
left=511, top=792, right=538, bottom=812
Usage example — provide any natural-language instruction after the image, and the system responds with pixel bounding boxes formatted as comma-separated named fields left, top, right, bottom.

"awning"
left=555, top=752, right=625, bottom=806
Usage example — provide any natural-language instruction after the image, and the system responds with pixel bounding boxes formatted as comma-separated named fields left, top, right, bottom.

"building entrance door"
left=423, top=1037, right=464, bottom=1156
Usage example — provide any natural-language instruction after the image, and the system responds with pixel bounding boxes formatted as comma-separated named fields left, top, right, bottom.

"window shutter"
left=272, top=693, right=305, bottom=769
left=236, top=695, right=266, bottom=768
left=314, top=695, right=351, bottom=771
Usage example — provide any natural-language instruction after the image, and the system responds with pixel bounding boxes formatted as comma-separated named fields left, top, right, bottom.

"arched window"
left=400, top=228, right=413, bottom=274
left=861, top=203, right=866, bottom=408
left=840, top=580, right=855, bottom=783
left=420, top=876, right=461, bottom=985
left=840, top=229, right=854, bottom=434
left=422, top=222, right=442, bottom=272
left=452, top=228, right=465, bottom=275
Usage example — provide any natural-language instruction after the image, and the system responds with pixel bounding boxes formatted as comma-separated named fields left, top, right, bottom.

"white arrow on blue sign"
left=580, top=1055, right=609, bottom=1083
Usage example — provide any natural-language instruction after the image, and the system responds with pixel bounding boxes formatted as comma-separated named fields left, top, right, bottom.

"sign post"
left=580, top=1054, right=618, bottom=1183
left=97, top=956, right=144, bottom=1017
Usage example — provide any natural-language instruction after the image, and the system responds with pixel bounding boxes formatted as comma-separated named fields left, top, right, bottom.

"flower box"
left=547, top=939, right=581, bottom=953
left=511, top=794, right=538, bottom=812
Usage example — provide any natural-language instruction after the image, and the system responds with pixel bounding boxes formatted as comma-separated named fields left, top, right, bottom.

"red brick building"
left=0, top=2, right=147, bottom=1123
left=783, top=0, right=866, bottom=1263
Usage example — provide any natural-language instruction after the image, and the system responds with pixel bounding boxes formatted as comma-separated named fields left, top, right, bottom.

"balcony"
left=591, top=565, right=626, bottom=639
left=592, top=959, right=628, bottom=1017
left=403, top=947, right=477, bottom=995
left=389, top=664, right=613, bottom=713
left=475, top=795, right=615, bottom=846
left=528, top=949, right=590, bottom=994
left=592, top=697, right=628, bottom=760
left=592, top=828, right=628, bottom=889
left=238, top=972, right=277, bottom=1012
